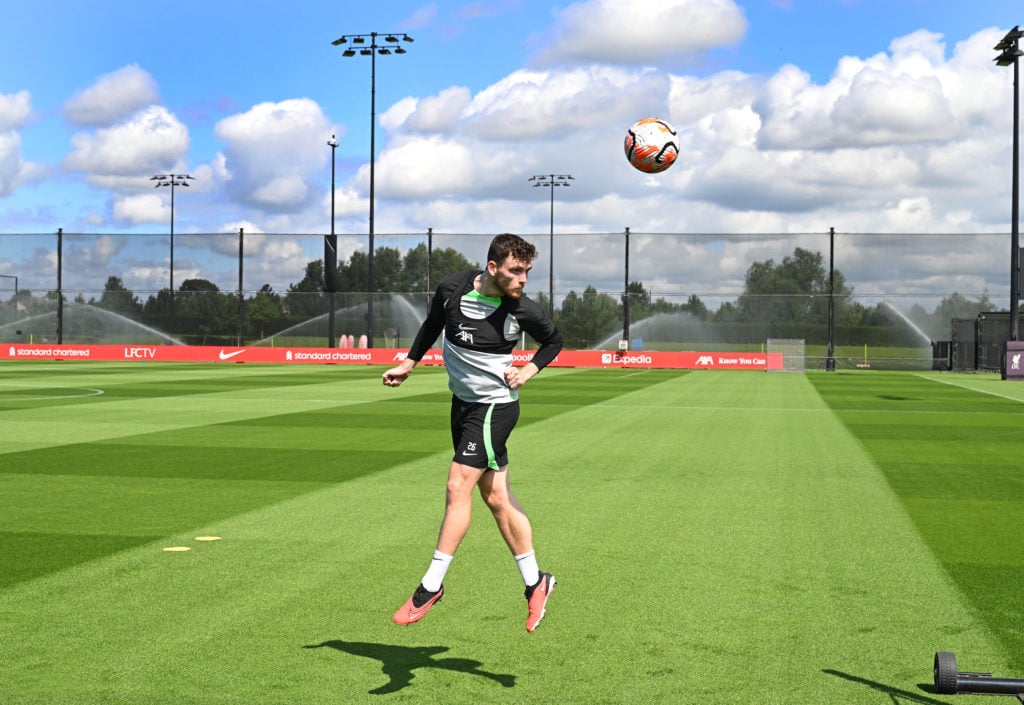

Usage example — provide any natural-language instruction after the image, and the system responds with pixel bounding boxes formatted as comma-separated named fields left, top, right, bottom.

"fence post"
left=238, top=227, right=244, bottom=346
left=56, top=227, right=63, bottom=344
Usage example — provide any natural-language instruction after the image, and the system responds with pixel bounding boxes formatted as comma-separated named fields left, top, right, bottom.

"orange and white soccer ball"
left=624, top=117, right=679, bottom=173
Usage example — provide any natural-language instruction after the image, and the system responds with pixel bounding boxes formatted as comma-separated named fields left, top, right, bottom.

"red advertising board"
left=1, top=344, right=783, bottom=371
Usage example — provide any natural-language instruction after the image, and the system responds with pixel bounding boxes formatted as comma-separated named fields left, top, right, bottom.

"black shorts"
left=450, top=397, right=520, bottom=470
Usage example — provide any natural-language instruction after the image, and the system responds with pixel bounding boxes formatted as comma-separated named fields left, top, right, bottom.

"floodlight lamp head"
left=331, top=37, right=346, bottom=46
left=378, top=48, right=391, bottom=55
left=342, top=49, right=356, bottom=57
left=385, top=35, right=398, bottom=42
left=402, top=34, right=414, bottom=42
left=328, top=134, right=339, bottom=148
left=995, top=49, right=1023, bottom=67
left=352, top=36, right=365, bottom=43
left=360, top=48, right=372, bottom=56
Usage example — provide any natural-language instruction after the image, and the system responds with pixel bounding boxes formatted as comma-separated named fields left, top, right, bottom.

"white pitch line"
left=917, top=373, right=1024, bottom=404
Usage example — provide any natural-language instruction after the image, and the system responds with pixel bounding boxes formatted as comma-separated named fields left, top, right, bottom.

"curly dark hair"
left=487, top=233, right=538, bottom=265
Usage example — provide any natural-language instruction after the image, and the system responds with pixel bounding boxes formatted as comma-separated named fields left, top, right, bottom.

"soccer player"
left=382, top=233, right=563, bottom=633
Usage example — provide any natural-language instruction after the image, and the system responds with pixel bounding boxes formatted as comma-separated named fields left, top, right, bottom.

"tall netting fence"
left=0, top=230, right=1018, bottom=371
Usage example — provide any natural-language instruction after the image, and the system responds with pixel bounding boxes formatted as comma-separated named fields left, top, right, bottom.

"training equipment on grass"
left=934, top=651, right=1024, bottom=700
left=624, top=118, right=678, bottom=173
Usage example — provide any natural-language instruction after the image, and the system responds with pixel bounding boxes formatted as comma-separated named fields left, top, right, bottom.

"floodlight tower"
left=151, top=173, right=195, bottom=317
left=331, top=31, right=413, bottom=347
left=995, top=26, right=1024, bottom=342
left=528, top=174, right=574, bottom=317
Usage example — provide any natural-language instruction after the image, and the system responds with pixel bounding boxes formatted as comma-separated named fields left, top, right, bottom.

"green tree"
left=176, top=279, right=235, bottom=343
left=286, top=260, right=326, bottom=319
left=96, top=276, right=142, bottom=318
left=736, top=247, right=852, bottom=324
left=400, top=244, right=479, bottom=293
left=559, top=286, right=620, bottom=348
left=682, top=294, right=708, bottom=320
left=373, top=246, right=404, bottom=292
left=247, top=284, right=283, bottom=340
left=623, top=281, right=653, bottom=322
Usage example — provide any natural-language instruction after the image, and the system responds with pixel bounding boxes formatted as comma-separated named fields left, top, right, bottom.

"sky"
left=1, top=0, right=1023, bottom=311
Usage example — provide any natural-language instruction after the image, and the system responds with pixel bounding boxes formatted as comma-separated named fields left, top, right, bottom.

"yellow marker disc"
left=163, top=546, right=191, bottom=552
left=194, top=536, right=222, bottom=542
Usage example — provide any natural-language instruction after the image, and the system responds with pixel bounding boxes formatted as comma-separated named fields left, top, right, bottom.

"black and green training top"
left=407, top=270, right=563, bottom=403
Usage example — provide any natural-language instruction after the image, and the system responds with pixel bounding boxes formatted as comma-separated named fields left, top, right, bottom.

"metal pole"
left=327, top=135, right=338, bottom=348
left=367, top=34, right=377, bottom=348
left=1011, top=50, right=1020, bottom=341
left=623, top=227, right=630, bottom=346
left=426, top=227, right=433, bottom=309
left=170, top=180, right=175, bottom=318
left=549, top=183, right=555, bottom=318
left=827, top=226, right=836, bottom=370
left=238, top=227, right=245, bottom=346
left=57, top=228, right=63, bottom=344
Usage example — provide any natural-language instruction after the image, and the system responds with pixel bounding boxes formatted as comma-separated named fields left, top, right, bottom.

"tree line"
left=1, top=244, right=995, bottom=347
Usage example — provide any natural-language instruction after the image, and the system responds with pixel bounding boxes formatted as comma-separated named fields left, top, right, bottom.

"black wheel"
left=934, top=651, right=958, bottom=694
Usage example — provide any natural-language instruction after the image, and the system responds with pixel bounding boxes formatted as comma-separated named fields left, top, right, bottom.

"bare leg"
left=435, top=461, right=486, bottom=555
left=477, top=467, right=534, bottom=555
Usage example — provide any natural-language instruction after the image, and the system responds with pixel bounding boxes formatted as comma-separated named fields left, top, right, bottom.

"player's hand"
left=504, top=362, right=539, bottom=390
left=503, top=367, right=521, bottom=389
left=382, top=365, right=412, bottom=387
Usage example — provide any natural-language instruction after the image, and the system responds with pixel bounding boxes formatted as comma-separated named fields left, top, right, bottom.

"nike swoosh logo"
left=219, top=349, right=245, bottom=360
left=458, top=324, right=476, bottom=331
left=461, top=451, right=476, bottom=456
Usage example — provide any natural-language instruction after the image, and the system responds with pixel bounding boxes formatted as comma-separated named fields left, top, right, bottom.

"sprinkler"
left=934, top=652, right=1024, bottom=701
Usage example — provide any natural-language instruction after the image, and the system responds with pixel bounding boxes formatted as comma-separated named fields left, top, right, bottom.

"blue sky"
left=1, top=0, right=1022, bottom=305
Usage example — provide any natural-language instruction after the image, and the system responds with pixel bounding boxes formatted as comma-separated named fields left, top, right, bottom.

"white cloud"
left=0, top=90, right=31, bottom=131
left=112, top=193, right=166, bottom=224
left=214, top=98, right=331, bottom=212
left=756, top=30, right=1003, bottom=150
left=0, top=91, right=38, bottom=196
left=64, top=105, right=189, bottom=178
left=461, top=67, right=668, bottom=140
left=534, top=0, right=747, bottom=65
left=395, top=87, right=471, bottom=133
left=63, top=65, right=160, bottom=126
left=0, top=132, right=30, bottom=197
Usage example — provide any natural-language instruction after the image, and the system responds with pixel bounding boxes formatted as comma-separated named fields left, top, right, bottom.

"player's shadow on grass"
left=823, top=669, right=948, bottom=704
left=304, top=640, right=516, bottom=695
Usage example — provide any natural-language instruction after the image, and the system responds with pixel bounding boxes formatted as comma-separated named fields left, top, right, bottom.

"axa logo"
left=456, top=330, right=474, bottom=345
left=393, top=352, right=408, bottom=361
left=696, top=355, right=715, bottom=366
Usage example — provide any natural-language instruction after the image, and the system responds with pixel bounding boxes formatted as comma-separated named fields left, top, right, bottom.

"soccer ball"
left=624, top=118, right=678, bottom=173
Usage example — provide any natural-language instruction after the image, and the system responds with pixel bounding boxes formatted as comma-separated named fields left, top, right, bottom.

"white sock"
left=514, top=550, right=540, bottom=587
left=421, top=550, right=453, bottom=592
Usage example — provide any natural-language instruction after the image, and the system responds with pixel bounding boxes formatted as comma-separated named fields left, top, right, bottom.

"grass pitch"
left=1, top=362, right=1022, bottom=704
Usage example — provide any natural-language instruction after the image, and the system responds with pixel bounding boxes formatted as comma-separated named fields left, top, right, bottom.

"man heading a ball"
left=382, top=233, right=563, bottom=633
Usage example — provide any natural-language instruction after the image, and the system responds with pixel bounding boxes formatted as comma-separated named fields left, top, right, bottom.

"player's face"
left=489, top=256, right=532, bottom=299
